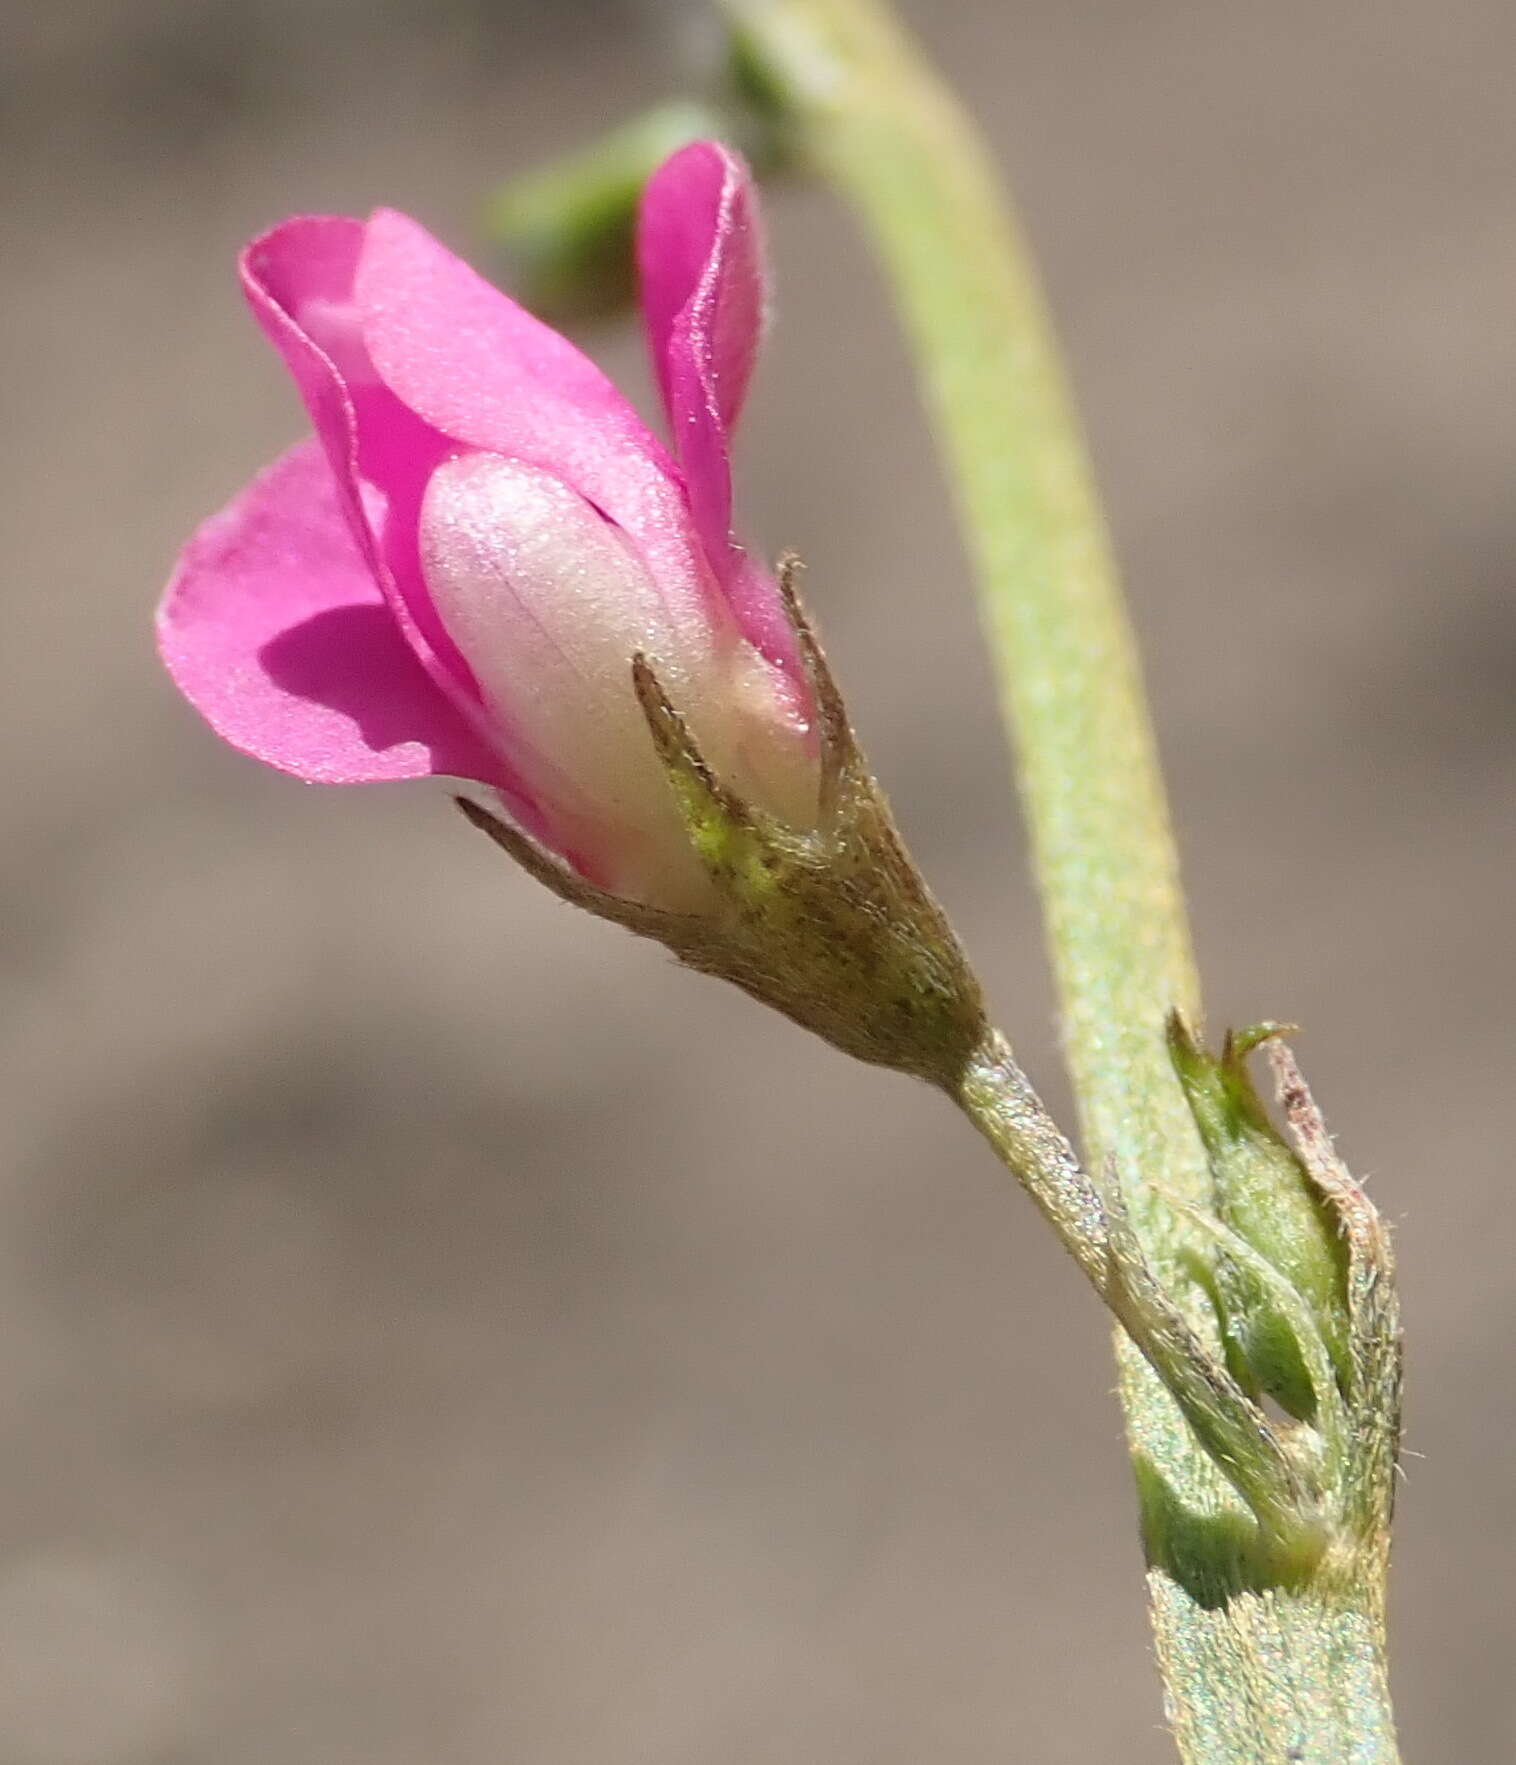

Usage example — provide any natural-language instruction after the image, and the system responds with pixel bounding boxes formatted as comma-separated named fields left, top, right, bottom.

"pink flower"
left=157, top=142, right=818, bottom=910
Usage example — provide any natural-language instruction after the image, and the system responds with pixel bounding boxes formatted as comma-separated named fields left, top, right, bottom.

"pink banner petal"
left=355, top=209, right=711, bottom=626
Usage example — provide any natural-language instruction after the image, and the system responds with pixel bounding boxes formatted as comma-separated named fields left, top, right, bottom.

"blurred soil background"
left=2, top=0, right=1514, bottom=1759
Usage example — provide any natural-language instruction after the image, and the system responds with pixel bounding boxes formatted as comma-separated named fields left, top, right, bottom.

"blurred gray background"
left=3, top=0, right=1513, bottom=1759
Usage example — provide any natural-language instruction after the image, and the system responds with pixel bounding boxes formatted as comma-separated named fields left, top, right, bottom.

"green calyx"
left=460, top=558, right=987, bottom=1087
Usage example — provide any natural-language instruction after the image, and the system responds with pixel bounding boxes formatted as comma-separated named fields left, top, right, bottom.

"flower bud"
left=1168, top=1014, right=1351, bottom=1421
left=485, top=100, right=726, bottom=320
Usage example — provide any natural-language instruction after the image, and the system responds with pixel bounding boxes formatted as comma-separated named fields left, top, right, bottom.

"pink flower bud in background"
left=157, top=142, right=818, bottom=910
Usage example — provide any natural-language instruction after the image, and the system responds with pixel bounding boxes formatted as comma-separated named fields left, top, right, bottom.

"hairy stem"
left=721, top=1, right=1400, bottom=1757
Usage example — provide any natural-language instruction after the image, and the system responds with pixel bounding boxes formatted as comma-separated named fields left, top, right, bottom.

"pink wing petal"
left=637, top=141, right=767, bottom=588
left=355, top=209, right=712, bottom=626
left=157, top=441, right=508, bottom=787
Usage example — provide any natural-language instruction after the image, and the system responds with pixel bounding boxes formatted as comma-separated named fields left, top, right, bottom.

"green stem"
left=727, top=0, right=1202, bottom=1232
left=721, top=2, right=1399, bottom=1758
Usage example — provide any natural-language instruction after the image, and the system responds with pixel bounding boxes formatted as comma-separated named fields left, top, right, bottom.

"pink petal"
left=355, top=209, right=712, bottom=627
left=157, top=440, right=509, bottom=787
left=240, top=217, right=485, bottom=709
left=637, top=141, right=766, bottom=588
